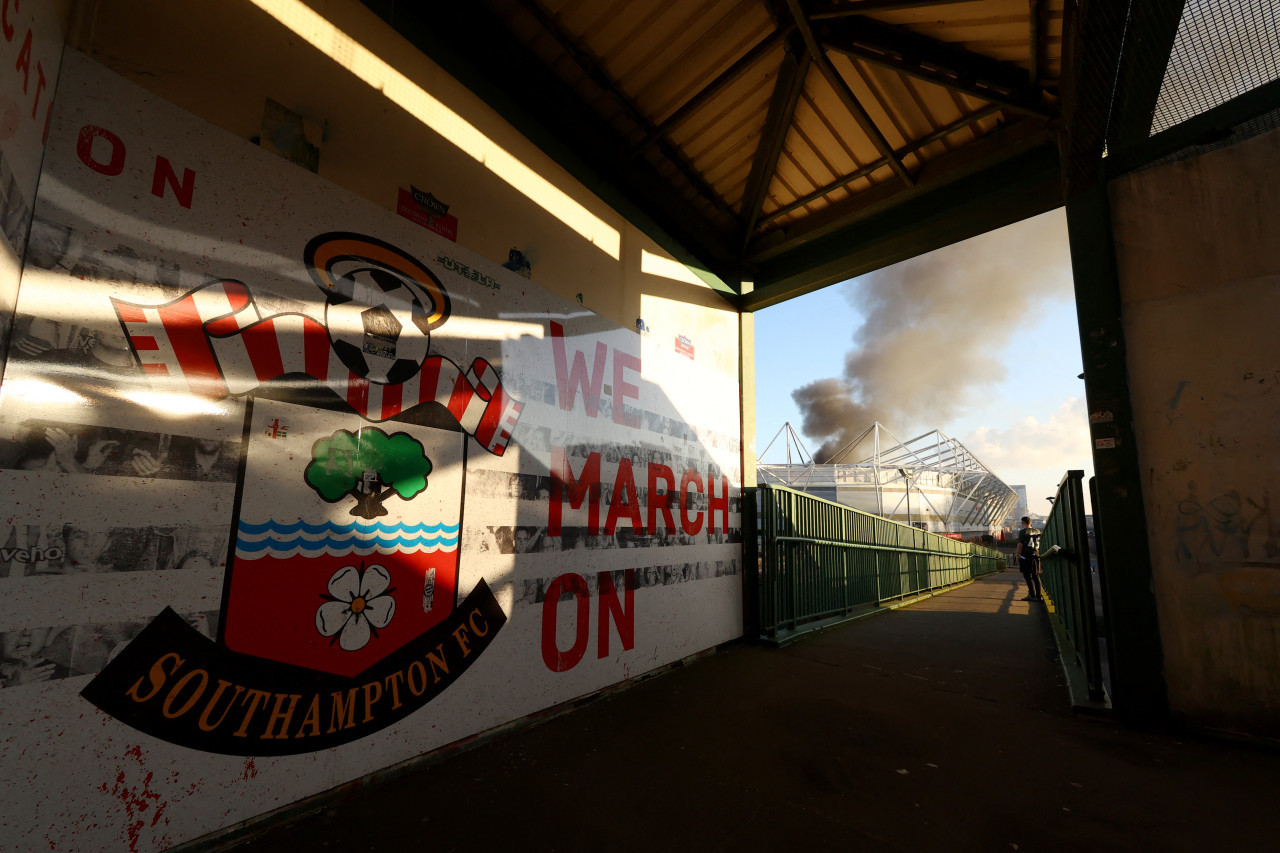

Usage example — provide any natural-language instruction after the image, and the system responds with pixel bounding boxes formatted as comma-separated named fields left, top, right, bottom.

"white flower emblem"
left=316, top=564, right=396, bottom=651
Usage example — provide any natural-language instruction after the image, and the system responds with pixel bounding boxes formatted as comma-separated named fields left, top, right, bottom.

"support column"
left=740, top=282, right=759, bottom=640
left=1064, top=183, right=1169, bottom=723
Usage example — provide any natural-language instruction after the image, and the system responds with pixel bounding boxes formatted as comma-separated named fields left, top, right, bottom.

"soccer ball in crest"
left=305, top=232, right=453, bottom=387
left=327, top=267, right=433, bottom=385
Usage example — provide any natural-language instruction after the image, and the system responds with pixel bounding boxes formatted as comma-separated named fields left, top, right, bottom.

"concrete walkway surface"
left=219, top=570, right=1280, bottom=852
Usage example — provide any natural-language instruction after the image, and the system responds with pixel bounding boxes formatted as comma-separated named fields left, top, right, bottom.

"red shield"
left=222, top=399, right=465, bottom=677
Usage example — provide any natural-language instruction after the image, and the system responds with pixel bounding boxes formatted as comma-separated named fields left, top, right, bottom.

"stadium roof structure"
left=758, top=422, right=1018, bottom=530
left=367, top=0, right=1066, bottom=309
left=364, top=1, right=1280, bottom=315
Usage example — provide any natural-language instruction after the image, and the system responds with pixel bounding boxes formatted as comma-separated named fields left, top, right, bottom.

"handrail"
left=751, top=483, right=1005, bottom=642
left=771, top=535, right=983, bottom=558
left=1039, top=470, right=1104, bottom=700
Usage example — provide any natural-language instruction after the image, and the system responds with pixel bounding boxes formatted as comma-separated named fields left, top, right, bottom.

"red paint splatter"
left=102, top=745, right=170, bottom=853
left=241, top=758, right=258, bottom=780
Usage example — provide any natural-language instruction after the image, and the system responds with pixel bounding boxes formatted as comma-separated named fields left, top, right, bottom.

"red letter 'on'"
left=541, top=574, right=589, bottom=672
left=151, top=156, right=196, bottom=209
left=77, top=125, right=125, bottom=176
left=597, top=570, right=635, bottom=659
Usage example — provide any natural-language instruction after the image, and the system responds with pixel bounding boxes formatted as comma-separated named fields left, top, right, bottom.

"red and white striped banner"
left=111, top=281, right=522, bottom=455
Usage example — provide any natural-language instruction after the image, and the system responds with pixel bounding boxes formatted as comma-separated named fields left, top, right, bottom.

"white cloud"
left=964, top=398, right=1094, bottom=517
left=966, top=397, right=1090, bottom=467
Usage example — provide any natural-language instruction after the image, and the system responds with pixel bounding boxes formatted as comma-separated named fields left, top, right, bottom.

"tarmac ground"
left=222, top=570, right=1280, bottom=852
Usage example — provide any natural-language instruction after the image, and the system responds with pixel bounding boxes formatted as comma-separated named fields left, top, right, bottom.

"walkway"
left=220, top=570, right=1280, bottom=852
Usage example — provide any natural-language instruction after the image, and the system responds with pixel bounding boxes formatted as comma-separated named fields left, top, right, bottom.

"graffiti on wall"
left=1176, top=481, right=1280, bottom=565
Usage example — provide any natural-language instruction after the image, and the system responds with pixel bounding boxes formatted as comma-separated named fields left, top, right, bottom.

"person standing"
left=1015, top=516, right=1043, bottom=602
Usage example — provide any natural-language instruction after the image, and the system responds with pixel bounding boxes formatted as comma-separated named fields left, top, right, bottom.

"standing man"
left=1015, top=516, right=1043, bottom=602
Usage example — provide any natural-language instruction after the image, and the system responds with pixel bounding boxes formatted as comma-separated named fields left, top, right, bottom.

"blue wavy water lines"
left=237, top=519, right=460, bottom=537
left=235, top=534, right=459, bottom=554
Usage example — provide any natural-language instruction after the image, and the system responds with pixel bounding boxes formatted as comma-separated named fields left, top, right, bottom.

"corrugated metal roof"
left=485, top=0, right=1062, bottom=259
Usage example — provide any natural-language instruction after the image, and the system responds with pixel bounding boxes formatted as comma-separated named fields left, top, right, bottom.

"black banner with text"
left=81, top=581, right=505, bottom=755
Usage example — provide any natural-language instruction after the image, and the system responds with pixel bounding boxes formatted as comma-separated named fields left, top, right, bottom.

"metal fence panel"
left=753, top=484, right=1005, bottom=641
left=1039, top=470, right=1104, bottom=699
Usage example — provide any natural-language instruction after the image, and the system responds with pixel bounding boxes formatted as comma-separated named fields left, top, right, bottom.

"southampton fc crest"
left=223, top=405, right=467, bottom=679
left=81, top=234, right=520, bottom=755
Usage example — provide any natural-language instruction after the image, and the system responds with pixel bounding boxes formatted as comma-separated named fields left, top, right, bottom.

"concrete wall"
left=0, top=2, right=745, bottom=849
left=1110, top=126, right=1280, bottom=736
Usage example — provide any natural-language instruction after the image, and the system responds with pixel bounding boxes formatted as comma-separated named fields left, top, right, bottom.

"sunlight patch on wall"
left=126, top=391, right=232, bottom=417
left=249, top=0, right=622, bottom=260
left=433, top=316, right=545, bottom=341
left=0, top=377, right=87, bottom=406
left=640, top=249, right=711, bottom=289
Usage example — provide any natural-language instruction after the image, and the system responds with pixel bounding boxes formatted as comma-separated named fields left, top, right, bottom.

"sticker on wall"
left=501, top=248, right=532, bottom=279
left=675, top=334, right=694, bottom=360
left=80, top=234, right=522, bottom=754
left=396, top=186, right=458, bottom=242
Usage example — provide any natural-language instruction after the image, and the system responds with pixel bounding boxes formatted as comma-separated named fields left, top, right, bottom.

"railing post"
left=742, top=486, right=760, bottom=641
left=788, top=490, right=798, bottom=632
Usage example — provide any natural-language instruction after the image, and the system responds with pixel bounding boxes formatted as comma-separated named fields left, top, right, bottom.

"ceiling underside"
left=363, top=0, right=1068, bottom=309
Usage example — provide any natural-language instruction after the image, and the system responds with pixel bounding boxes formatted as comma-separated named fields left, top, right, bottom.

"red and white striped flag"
left=111, top=281, right=523, bottom=455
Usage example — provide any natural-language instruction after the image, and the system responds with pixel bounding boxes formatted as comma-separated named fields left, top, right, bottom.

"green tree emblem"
left=304, top=428, right=432, bottom=518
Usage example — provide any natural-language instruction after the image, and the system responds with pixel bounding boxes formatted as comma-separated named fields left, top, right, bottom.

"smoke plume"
left=792, top=209, right=1072, bottom=462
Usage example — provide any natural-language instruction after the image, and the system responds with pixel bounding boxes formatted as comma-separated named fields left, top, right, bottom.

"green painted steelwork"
left=741, top=141, right=1062, bottom=311
left=1106, top=77, right=1280, bottom=179
left=1039, top=470, right=1104, bottom=701
left=754, top=484, right=1004, bottom=642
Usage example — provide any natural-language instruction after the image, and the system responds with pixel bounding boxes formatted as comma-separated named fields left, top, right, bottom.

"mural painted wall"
left=0, top=50, right=742, bottom=850
left=1110, top=126, right=1280, bottom=736
left=67, top=0, right=736, bottom=339
left=0, top=0, right=64, bottom=376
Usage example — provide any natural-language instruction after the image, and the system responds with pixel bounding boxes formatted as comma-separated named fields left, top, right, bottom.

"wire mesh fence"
left=1152, top=0, right=1280, bottom=135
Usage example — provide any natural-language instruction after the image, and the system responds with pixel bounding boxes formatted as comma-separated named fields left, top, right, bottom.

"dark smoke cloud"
left=792, top=209, right=1072, bottom=462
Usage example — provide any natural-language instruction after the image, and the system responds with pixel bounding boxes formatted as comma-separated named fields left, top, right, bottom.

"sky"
left=753, top=208, right=1092, bottom=520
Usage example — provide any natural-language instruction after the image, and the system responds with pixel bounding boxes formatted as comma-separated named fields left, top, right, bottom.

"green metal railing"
left=1039, top=470, right=1104, bottom=700
left=748, top=484, right=1006, bottom=642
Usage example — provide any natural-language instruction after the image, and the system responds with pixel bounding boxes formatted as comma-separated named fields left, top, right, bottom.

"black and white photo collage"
left=0, top=522, right=228, bottom=578
left=466, top=431, right=745, bottom=554
left=0, top=147, right=34, bottom=268
left=515, top=561, right=741, bottom=606
left=0, top=147, right=38, bottom=373
left=0, top=211, right=232, bottom=691
left=0, top=418, right=240, bottom=480
left=4, top=213, right=187, bottom=384
left=507, top=379, right=742, bottom=460
left=0, top=611, right=220, bottom=690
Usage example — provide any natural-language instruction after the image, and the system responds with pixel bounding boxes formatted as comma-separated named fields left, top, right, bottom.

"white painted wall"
left=0, top=3, right=746, bottom=849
